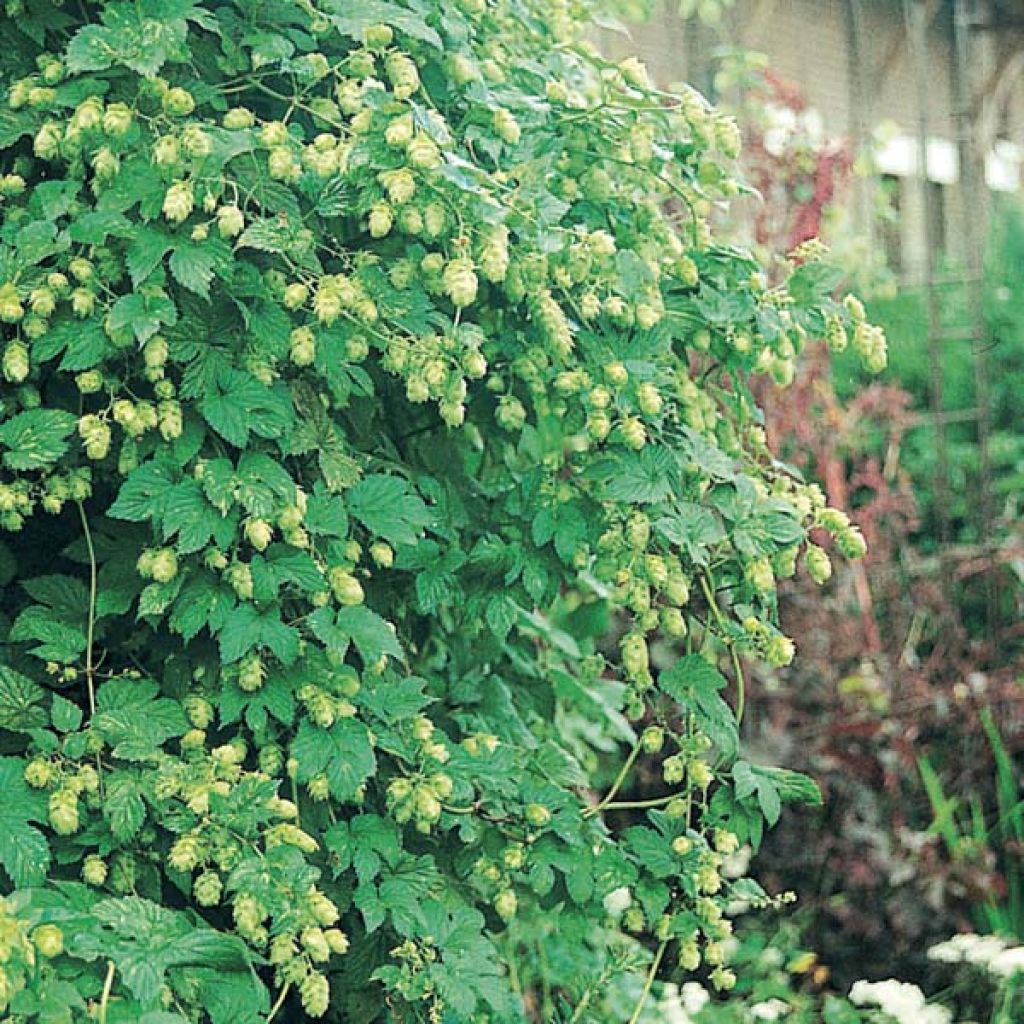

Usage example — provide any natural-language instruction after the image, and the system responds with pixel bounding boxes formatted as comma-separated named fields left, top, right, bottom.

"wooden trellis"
left=899, top=0, right=1024, bottom=640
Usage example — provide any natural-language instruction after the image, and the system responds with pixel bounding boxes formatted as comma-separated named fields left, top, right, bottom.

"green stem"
left=627, top=941, right=668, bottom=1024
left=584, top=739, right=641, bottom=818
left=600, top=791, right=686, bottom=813
left=76, top=500, right=98, bottom=718
left=730, top=643, right=746, bottom=726
left=442, top=803, right=476, bottom=814
left=267, top=982, right=290, bottom=1023
left=700, top=574, right=747, bottom=726
left=98, top=961, right=115, bottom=1024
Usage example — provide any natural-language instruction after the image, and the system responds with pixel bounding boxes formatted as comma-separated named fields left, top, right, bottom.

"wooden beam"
left=874, top=0, right=944, bottom=97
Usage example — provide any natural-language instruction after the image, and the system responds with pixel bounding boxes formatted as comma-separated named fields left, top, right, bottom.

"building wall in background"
left=600, top=0, right=1024, bottom=279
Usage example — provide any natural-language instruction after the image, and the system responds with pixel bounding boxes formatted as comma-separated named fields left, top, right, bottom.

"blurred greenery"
left=833, top=196, right=1024, bottom=553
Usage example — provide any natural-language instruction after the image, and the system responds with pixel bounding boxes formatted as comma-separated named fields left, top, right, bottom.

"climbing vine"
left=0, top=0, right=884, bottom=1020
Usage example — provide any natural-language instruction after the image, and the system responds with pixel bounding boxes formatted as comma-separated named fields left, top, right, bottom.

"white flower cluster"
left=658, top=985, right=792, bottom=1023
left=928, top=932, right=1024, bottom=979
left=657, top=981, right=710, bottom=1023
left=848, top=979, right=952, bottom=1024
left=748, top=997, right=791, bottom=1020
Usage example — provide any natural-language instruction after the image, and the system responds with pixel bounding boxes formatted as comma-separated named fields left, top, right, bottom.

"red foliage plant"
left=738, top=68, right=854, bottom=252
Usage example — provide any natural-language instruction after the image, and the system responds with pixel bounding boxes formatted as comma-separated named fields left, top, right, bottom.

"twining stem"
left=626, top=940, right=669, bottom=1024
left=76, top=500, right=98, bottom=717
left=98, top=961, right=115, bottom=1024
left=267, top=982, right=291, bottom=1023
left=700, top=574, right=747, bottom=726
left=584, top=739, right=642, bottom=819
left=442, top=803, right=476, bottom=814
left=600, top=790, right=687, bottom=813
left=730, top=644, right=746, bottom=726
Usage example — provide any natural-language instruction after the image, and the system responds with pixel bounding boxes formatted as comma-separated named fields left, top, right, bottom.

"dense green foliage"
left=836, top=198, right=1024, bottom=554
left=0, top=1, right=882, bottom=1020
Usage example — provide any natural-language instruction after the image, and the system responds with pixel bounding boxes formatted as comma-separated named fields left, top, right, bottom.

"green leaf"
left=236, top=452, right=297, bottom=516
left=161, top=478, right=232, bottom=553
left=108, top=461, right=176, bottom=523
left=660, top=655, right=738, bottom=759
left=310, top=605, right=402, bottom=663
left=679, top=425, right=736, bottom=479
left=733, top=761, right=783, bottom=826
left=319, top=444, right=362, bottom=492
left=108, top=290, right=179, bottom=345
left=0, top=757, right=50, bottom=887
left=789, top=261, right=844, bottom=305
left=127, top=226, right=175, bottom=288
left=104, top=774, right=146, bottom=841
left=533, top=740, right=587, bottom=788
left=32, top=317, right=108, bottom=370
left=9, top=606, right=87, bottom=662
left=169, top=240, right=228, bottom=300
left=219, top=671, right=296, bottom=732
left=65, top=24, right=116, bottom=72
left=200, top=369, right=292, bottom=448
left=0, top=409, right=77, bottom=471
left=72, top=896, right=255, bottom=1006
left=594, top=446, right=679, bottom=504
left=291, top=718, right=376, bottom=801
left=485, top=593, right=520, bottom=641
left=357, top=675, right=431, bottom=724
left=58, top=319, right=112, bottom=371
left=33, top=180, right=81, bottom=221
left=65, top=2, right=206, bottom=78
left=759, top=509, right=805, bottom=546
left=751, top=764, right=822, bottom=808
left=14, top=220, right=63, bottom=266
left=347, top=475, right=433, bottom=546
left=377, top=853, right=441, bottom=933
left=305, top=488, right=348, bottom=536
left=51, top=694, right=84, bottom=732
left=0, top=107, right=35, bottom=151
left=654, top=502, right=726, bottom=564
left=265, top=549, right=323, bottom=593
left=169, top=577, right=234, bottom=642
left=68, top=209, right=133, bottom=245
left=217, top=603, right=300, bottom=665
left=235, top=219, right=292, bottom=256
left=93, top=679, right=189, bottom=761
left=325, top=0, right=443, bottom=49
left=0, top=663, right=49, bottom=732
left=22, top=574, right=90, bottom=621
left=624, top=825, right=676, bottom=879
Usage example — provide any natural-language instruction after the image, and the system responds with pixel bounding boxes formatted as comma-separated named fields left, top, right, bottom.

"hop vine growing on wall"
left=0, top=0, right=884, bottom=1020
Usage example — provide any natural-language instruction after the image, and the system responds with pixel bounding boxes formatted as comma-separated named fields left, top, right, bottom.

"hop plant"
left=0, top=0, right=887, bottom=1020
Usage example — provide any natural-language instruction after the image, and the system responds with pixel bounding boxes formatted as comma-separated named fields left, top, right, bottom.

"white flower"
left=721, top=844, right=753, bottom=879
left=749, top=998, right=790, bottom=1020
left=657, top=983, right=695, bottom=1024
left=679, top=981, right=710, bottom=1015
left=602, top=886, right=631, bottom=916
left=848, top=979, right=952, bottom=1024
left=927, top=933, right=1009, bottom=969
left=990, top=946, right=1024, bottom=978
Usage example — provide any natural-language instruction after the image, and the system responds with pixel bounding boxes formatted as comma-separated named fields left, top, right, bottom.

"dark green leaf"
left=0, top=409, right=77, bottom=471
